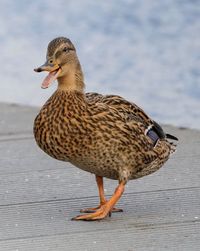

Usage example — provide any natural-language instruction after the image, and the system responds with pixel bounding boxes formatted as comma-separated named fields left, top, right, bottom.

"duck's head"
left=34, top=37, right=83, bottom=89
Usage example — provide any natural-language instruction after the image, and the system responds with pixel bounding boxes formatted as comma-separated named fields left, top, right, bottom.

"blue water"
left=0, top=0, right=200, bottom=129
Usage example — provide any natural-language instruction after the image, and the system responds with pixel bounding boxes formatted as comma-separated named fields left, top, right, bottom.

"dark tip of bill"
left=34, top=67, right=42, bottom=72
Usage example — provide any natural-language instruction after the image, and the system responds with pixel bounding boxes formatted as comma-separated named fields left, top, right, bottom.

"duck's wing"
left=86, top=93, right=151, bottom=125
left=101, top=94, right=152, bottom=126
left=86, top=93, right=178, bottom=146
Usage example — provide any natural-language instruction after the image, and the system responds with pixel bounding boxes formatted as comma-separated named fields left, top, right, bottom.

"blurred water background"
left=0, top=0, right=199, bottom=129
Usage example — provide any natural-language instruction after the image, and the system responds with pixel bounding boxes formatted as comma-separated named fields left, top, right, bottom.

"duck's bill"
left=41, top=68, right=61, bottom=89
left=34, top=63, right=61, bottom=89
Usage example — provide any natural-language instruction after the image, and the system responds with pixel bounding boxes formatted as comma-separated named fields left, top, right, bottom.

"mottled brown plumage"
left=34, top=37, right=177, bottom=220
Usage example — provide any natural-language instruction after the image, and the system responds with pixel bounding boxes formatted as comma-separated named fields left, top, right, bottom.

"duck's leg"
left=80, top=175, right=123, bottom=213
left=72, top=181, right=125, bottom=221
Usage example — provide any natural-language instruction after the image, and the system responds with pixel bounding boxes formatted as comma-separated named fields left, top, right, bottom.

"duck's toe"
left=72, top=205, right=109, bottom=221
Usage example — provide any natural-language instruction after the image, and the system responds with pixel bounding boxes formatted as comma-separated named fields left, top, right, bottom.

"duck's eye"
left=63, top=47, right=69, bottom=52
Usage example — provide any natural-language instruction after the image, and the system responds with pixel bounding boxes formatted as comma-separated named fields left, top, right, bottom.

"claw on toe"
left=110, top=207, right=123, bottom=213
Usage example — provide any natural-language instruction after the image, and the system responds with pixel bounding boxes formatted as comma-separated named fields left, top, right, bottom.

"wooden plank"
left=0, top=187, right=199, bottom=244
left=0, top=222, right=199, bottom=251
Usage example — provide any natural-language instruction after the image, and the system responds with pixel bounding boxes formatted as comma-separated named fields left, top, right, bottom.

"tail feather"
left=166, top=133, right=178, bottom=141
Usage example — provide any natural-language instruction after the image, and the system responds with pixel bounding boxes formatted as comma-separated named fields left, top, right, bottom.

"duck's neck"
left=57, top=61, right=85, bottom=93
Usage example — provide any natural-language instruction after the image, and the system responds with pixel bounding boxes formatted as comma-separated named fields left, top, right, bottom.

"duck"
left=34, top=37, right=178, bottom=221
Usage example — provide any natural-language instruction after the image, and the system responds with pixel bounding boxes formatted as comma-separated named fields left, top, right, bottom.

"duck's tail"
left=166, top=133, right=178, bottom=141
left=146, top=121, right=178, bottom=154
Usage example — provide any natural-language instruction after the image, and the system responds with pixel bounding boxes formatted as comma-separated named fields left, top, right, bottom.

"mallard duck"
left=34, top=37, right=178, bottom=221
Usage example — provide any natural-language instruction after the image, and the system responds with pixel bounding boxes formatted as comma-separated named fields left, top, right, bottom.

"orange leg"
left=80, top=175, right=123, bottom=213
left=72, top=181, right=125, bottom=221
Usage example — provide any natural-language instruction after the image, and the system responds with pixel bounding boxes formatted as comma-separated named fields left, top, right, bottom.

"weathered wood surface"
left=0, top=102, right=199, bottom=251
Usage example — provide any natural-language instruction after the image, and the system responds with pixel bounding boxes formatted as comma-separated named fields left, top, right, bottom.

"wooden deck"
left=0, top=102, right=199, bottom=251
